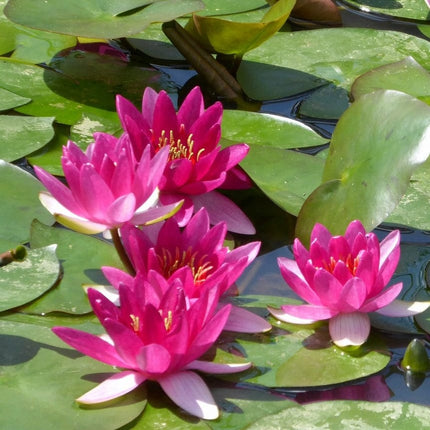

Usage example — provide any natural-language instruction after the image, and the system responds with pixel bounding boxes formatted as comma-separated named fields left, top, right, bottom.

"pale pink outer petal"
left=82, top=284, right=120, bottom=306
left=268, top=305, right=334, bottom=324
left=158, top=371, right=219, bottom=420
left=76, top=371, right=146, bottom=404
left=360, top=282, right=403, bottom=313
left=192, top=191, right=255, bottom=234
left=375, top=299, right=430, bottom=317
left=277, top=257, right=323, bottom=305
left=186, top=359, right=252, bottom=374
left=329, top=312, right=371, bottom=347
left=107, top=193, right=136, bottom=224
left=223, top=305, right=272, bottom=333
left=131, top=201, right=183, bottom=226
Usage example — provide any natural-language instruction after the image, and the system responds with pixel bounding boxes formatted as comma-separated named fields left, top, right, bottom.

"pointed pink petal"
left=177, top=86, right=205, bottom=128
left=107, top=193, right=136, bottom=225
left=223, top=305, right=272, bottom=333
left=186, top=359, right=251, bottom=374
left=277, top=257, right=322, bottom=305
left=77, top=371, right=146, bottom=404
left=310, top=223, right=332, bottom=249
left=141, top=86, right=159, bottom=123
left=136, top=343, right=171, bottom=374
left=101, top=266, right=133, bottom=289
left=153, top=91, right=178, bottom=138
left=328, top=236, right=351, bottom=262
left=360, top=282, right=403, bottom=313
left=192, top=191, right=255, bottom=234
left=375, top=299, right=430, bottom=317
left=54, top=211, right=108, bottom=234
left=158, top=371, right=219, bottom=420
left=190, top=104, right=222, bottom=151
left=131, top=200, right=183, bottom=226
left=337, top=277, right=368, bottom=312
left=329, top=312, right=371, bottom=347
left=311, top=270, right=344, bottom=307
left=268, top=304, right=336, bottom=324
left=344, top=220, right=366, bottom=247
left=221, top=165, right=252, bottom=189
left=52, top=327, right=126, bottom=367
left=83, top=284, right=120, bottom=305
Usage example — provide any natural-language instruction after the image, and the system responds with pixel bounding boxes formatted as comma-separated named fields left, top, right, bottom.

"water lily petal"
left=375, top=299, right=430, bottom=317
left=310, top=223, right=332, bottom=249
left=77, top=371, right=146, bottom=404
left=186, top=359, right=251, bottom=374
left=337, top=277, right=368, bottom=312
left=136, top=343, right=172, bottom=374
left=268, top=304, right=336, bottom=324
left=132, top=201, right=183, bottom=226
left=83, top=284, right=120, bottom=305
left=223, top=305, right=272, bottom=333
left=177, top=86, right=205, bottom=129
left=192, top=191, right=255, bottom=234
left=158, top=371, right=219, bottom=420
left=107, top=193, right=136, bottom=225
left=329, top=312, right=371, bottom=347
left=360, top=282, right=403, bottom=313
left=312, top=269, right=344, bottom=306
left=54, top=212, right=108, bottom=234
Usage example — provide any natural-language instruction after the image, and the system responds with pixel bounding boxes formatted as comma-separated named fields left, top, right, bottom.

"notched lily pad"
left=0, top=244, right=60, bottom=312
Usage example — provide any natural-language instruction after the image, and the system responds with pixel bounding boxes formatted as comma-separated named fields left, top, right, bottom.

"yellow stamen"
left=130, top=314, right=140, bottom=332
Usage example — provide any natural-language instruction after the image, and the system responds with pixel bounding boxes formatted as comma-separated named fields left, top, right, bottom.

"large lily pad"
left=0, top=160, right=53, bottom=250
left=0, top=53, right=162, bottom=126
left=0, top=319, right=147, bottom=430
left=0, top=87, right=30, bottom=111
left=337, top=0, right=430, bottom=22
left=0, top=245, right=59, bottom=312
left=295, top=90, right=430, bottom=244
left=222, top=110, right=329, bottom=149
left=247, top=400, right=430, bottom=429
left=0, top=115, right=54, bottom=161
left=26, top=221, right=124, bottom=315
left=238, top=28, right=430, bottom=100
left=4, top=0, right=205, bottom=39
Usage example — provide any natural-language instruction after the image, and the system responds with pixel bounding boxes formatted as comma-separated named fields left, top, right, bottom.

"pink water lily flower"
left=102, top=208, right=271, bottom=333
left=53, top=276, right=251, bottom=420
left=34, top=133, right=180, bottom=234
left=269, top=220, right=430, bottom=347
left=115, top=86, right=255, bottom=234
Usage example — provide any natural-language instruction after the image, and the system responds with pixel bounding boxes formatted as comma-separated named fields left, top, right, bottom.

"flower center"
left=323, top=254, right=359, bottom=276
left=158, top=246, right=214, bottom=285
left=153, top=124, right=205, bottom=164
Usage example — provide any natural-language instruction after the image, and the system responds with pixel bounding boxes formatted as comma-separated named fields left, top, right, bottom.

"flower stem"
left=110, top=228, right=136, bottom=276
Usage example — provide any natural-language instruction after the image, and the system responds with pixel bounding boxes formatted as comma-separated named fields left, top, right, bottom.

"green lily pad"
left=238, top=28, right=430, bottom=100
left=0, top=245, right=59, bottom=312
left=351, top=57, right=430, bottom=101
left=0, top=319, right=147, bottom=430
left=27, top=123, right=70, bottom=176
left=0, top=51, right=163, bottom=126
left=222, top=110, right=329, bottom=149
left=240, top=145, right=324, bottom=217
left=247, top=400, right=430, bottom=429
left=0, top=87, right=30, bottom=111
left=185, top=0, right=295, bottom=55
left=296, top=90, right=430, bottom=244
left=26, top=221, right=124, bottom=315
left=298, top=84, right=350, bottom=120
left=0, top=115, right=54, bottom=161
left=0, top=160, right=53, bottom=250
left=4, top=0, right=205, bottom=39
left=337, top=0, right=430, bottom=22
left=195, top=0, right=267, bottom=17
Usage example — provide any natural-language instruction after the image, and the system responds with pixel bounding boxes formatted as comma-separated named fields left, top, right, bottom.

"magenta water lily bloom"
left=53, top=276, right=251, bottom=420
left=115, top=86, right=255, bottom=234
left=34, top=133, right=180, bottom=234
left=269, top=220, right=430, bottom=347
left=102, top=208, right=271, bottom=333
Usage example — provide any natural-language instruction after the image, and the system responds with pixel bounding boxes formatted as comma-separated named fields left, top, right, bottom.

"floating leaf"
left=0, top=319, right=147, bottom=430
left=351, top=57, right=430, bottom=101
left=185, top=0, right=295, bottom=55
left=0, top=115, right=54, bottom=161
left=247, top=400, right=430, bottom=429
left=296, top=90, right=430, bottom=244
left=4, top=0, right=205, bottom=39
left=0, top=87, right=30, bottom=112
left=238, top=28, right=430, bottom=100
left=0, top=52, right=163, bottom=126
left=222, top=110, right=328, bottom=149
left=337, top=0, right=430, bottom=22
left=0, top=160, right=53, bottom=250
left=195, top=0, right=267, bottom=16
left=0, top=245, right=59, bottom=312
left=27, top=221, right=124, bottom=315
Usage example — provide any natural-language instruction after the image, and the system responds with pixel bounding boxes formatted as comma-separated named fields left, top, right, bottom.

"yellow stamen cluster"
left=154, top=124, right=205, bottom=164
left=322, top=254, right=360, bottom=276
left=130, top=314, right=140, bottom=333
left=158, top=309, right=173, bottom=331
left=158, top=246, right=214, bottom=285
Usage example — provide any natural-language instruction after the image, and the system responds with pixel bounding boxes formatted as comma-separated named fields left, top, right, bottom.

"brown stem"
left=110, top=228, right=136, bottom=276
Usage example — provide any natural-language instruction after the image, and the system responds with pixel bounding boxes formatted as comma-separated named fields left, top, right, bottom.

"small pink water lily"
left=35, top=133, right=180, bottom=234
left=269, top=220, right=430, bottom=347
left=115, top=86, right=255, bottom=234
left=53, top=276, right=251, bottom=420
left=102, top=208, right=271, bottom=333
